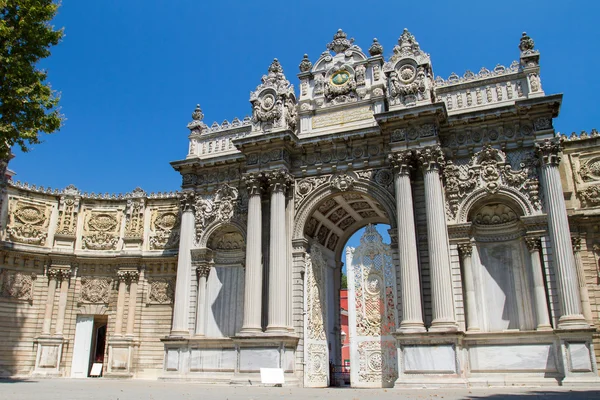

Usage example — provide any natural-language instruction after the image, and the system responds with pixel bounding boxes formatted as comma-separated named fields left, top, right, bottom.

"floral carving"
left=295, top=176, right=327, bottom=204
left=7, top=198, right=51, bottom=246
left=472, top=203, right=518, bottom=225
left=149, top=206, right=180, bottom=250
left=79, top=277, right=111, bottom=303
left=194, top=184, right=240, bottom=242
left=82, top=211, right=121, bottom=250
left=0, top=269, right=35, bottom=301
left=578, top=158, right=600, bottom=182
left=148, top=278, right=175, bottom=304
left=124, top=197, right=145, bottom=239
left=56, top=189, right=80, bottom=236
left=443, top=144, right=539, bottom=219
left=578, top=185, right=600, bottom=207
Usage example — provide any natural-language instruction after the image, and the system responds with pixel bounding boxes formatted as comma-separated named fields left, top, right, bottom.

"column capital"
left=524, top=236, right=542, bottom=252
left=388, top=150, right=415, bottom=175
left=178, top=191, right=196, bottom=212
left=196, top=264, right=211, bottom=279
left=416, top=145, right=445, bottom=171
left=242, top=172, right=264, bottom=196
left=571, top=235, right=582, bottom=252
left=535, top=138, right=562, bottom=166
left=265, top=169, right=293, bottom=193
left=457, top=242, right=473, bottom=257
left=116, top=269, right=140, bottom=284
left=47, top=267, right=71, bottom=282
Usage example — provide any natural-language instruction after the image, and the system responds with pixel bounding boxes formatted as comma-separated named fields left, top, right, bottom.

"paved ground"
left=1, top=379, right=600, bottom=400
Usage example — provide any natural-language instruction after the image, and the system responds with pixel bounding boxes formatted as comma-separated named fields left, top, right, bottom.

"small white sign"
left=260, top=368, right=284, bottom=385
left=89, top=363, right=103, bottom=377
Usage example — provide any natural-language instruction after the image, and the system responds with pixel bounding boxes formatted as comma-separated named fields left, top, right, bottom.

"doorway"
left=70, top=315, right=107, bottom=378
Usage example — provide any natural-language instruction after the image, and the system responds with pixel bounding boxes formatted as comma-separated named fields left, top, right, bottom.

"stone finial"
left=369, top=38, right=383, bottom=57
left=191, top=104, right=204, bottom=121
left=398, top=28, right=419, bottom=51
left=268, top=58, right=284, bottom=75
left=519, top=32, right=535, bottom=54
left=298, top=54, right=312, bottom=72
left=326, top=29, right=354, bottom=54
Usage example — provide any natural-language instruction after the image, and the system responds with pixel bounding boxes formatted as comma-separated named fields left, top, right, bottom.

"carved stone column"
left=266, top=170, right=292, bottom=333
left=41, top=268, right=60, bottom=336
left=524, top=237, right=552, bottom=330
left=536, top=139, right=588, bottom=329
left=171, top=192, right=195, bottom=336
left=389, top=151, right=425, bottom=333
left=572, top=236, right=593, bottom=323
left=53, top=268, right=72, bottom=336
left=417, top=146, right=457, bottom=331
left=125, top=270, right=140, bottom=337
left=458, top=242, right=480, bottom=332
left=240, top=174, right=263, bottom=334
left=192, top=250, right=212, bottom=336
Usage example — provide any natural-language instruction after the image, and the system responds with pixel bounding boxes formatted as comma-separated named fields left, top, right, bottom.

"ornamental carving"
left=125, top=195, right=145, bottom=239
left=443, top=144, right=540, bottom=219
left=295, top=176, right=327, bottom=204
left=357, top=341, right=397, bottom=385
left=330, top=173, right=355, bottom=192
left=6, top=198, right=51, bottom=246
left=472, top=203, right=519, bottom=225
left=578, top=158, right=600, bottom=182
left=117, top=269, right=139, bottom=284
left=195, top=184, right=241, bottom=242
left=306, top=343, right=328, bottom=385
left=148, top=278, right=175, bottom=304
left=56, top=186, right=80, bottom=236
left=79, top=277, right=111, bottom=303
left=250, top=59, right=296, bottom=132
left=0, top=269, right=35, bottom=301
left=324, top=66, right=358, bottom=105
left=149, top=206, right=180, bottom=250
left=266, top=169, right=293, bottom=193
left=82, top=210, right=122, bottom=250
left=535, top=138, right=562, bottom=166
left=578, top=185, right=600, bottom=207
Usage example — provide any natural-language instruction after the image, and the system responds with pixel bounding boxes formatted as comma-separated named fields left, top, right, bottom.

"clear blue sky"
left=9, top=0, right=600, bottom=196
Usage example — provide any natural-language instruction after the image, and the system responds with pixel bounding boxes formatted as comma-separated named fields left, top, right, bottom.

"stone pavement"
left=1, top=379, right=600, bottom=400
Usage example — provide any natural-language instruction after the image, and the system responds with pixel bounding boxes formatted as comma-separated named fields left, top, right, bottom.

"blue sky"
left=10, top=1, right=600, bottom=195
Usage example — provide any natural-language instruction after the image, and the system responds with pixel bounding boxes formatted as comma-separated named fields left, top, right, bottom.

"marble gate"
left=1, top=29, right=600, bottom=386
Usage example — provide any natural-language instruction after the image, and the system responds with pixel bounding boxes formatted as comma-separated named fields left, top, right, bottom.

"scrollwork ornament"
left=578, top=185, right=600, bottom=207
left=388, top=150, right=414, bottom=176
left=79, top=277, right=111, bottom=303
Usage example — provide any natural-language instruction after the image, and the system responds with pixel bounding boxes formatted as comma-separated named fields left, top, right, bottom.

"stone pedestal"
left=33, top=337, right=66, bottom=376
left=106, top=337, right=138, bottom=378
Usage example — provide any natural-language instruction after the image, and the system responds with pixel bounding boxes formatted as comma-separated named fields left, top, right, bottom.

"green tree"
left=0, top=0, right=63, bottom=159
left=341, top=272, right=347, bottom=289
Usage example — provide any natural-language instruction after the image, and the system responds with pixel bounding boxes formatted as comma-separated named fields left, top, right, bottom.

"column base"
left=557, top=315, right=590, bottom=330
left=536, top=324, right=553, bottom=331
left=168, top=330, right=191, bottom=338
left=398, top=321, right=426, bottom=333
left=429, top=319, right=458, bottom=332
left=266, top=326, right=288, bottom=334
left=239, top=326, right=263, bottom=335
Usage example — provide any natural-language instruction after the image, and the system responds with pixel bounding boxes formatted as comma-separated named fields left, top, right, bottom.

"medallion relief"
left=81, top=210, right=122, bottom=250
left=6, top=197, right=52, bottom=246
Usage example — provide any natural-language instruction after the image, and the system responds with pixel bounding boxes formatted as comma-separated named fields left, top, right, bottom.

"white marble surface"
left=469, top=344, right=556, bottom=372
left=166, top=349, right=180, bottom=371
left=205, top=266, right=244, bottom=337
left=239, top=348, right=279, bottom=372
left=190, top=348, right=236, bottom=371
left=568, top=343, right=593, bottom=372
left=403, top=345, right=456, bottom=373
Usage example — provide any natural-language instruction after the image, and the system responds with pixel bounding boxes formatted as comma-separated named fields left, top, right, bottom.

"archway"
left=296, top=189, right=396, bottom=388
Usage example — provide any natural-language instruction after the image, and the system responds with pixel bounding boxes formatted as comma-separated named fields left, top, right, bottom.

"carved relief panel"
left=148, top=204, right=180, bottom=250
left=304, top=244, right=329, bottom=387
left=347, top=225, right=398, bottom=388
left=81, top=208, right=122, bottom=250
left=0, top=268, right=36, bottom=302
left=6, top=197, right=53, bottom=246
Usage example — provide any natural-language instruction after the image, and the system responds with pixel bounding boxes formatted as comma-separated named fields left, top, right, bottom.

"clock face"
left=331, top=70, right=350, bottom=86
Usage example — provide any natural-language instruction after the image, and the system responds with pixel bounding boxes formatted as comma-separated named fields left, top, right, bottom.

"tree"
left=341, top=272, right=347, bottom=289
left=0, top=0, right=63, bottom=159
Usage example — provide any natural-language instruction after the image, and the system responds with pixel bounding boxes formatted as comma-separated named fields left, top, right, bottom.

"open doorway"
left=71, top=315, right=107, bottom=378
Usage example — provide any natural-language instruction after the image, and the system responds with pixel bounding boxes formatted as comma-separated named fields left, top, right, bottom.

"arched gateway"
left=1, top=29, right=599, bottom=387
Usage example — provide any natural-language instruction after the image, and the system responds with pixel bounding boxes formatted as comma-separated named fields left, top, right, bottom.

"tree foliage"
left=0, top=0, right=63, bottom=158
left=341, top=272, right=347, bottom=289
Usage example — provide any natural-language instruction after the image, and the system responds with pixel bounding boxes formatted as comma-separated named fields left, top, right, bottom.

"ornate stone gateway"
left=347, top=226, right=398, bottom=388
left=304, top=244, right=329, bottom=387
